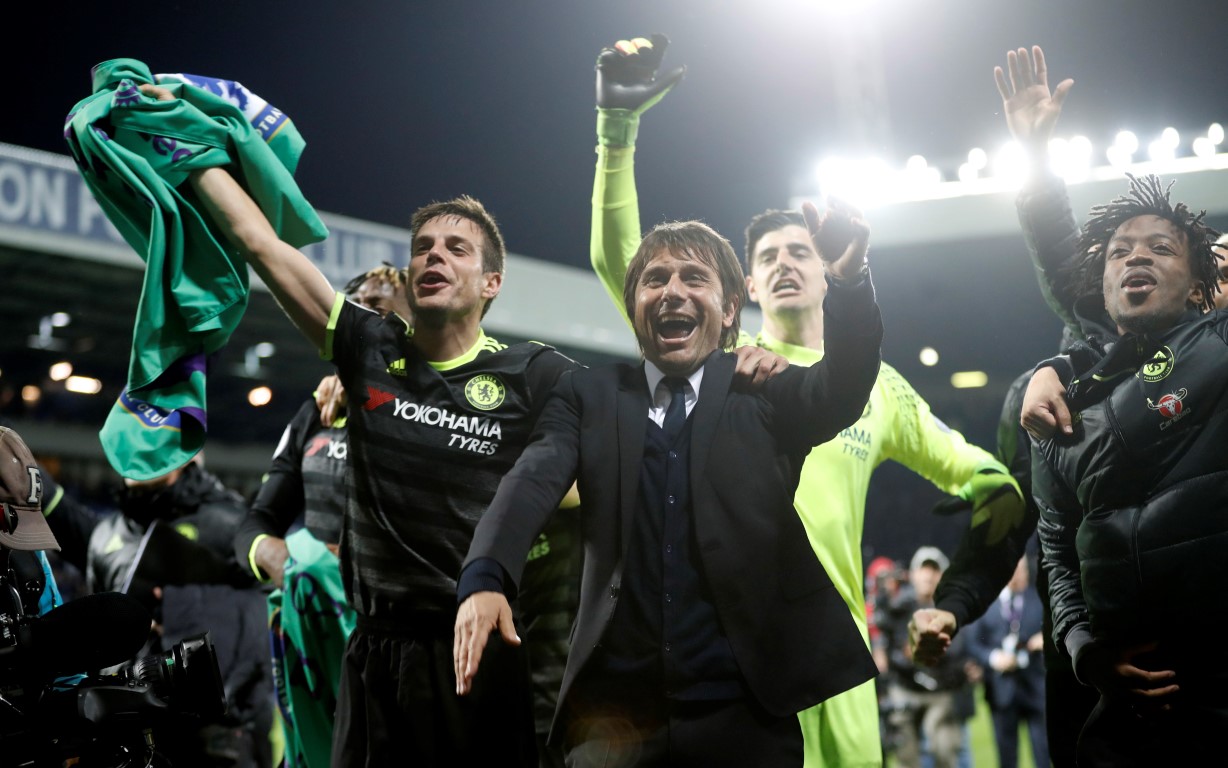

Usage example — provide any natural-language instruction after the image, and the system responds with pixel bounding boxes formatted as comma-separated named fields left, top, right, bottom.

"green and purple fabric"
left=63, top=59, right=327, bottom=480
left=269, top=528, right=356, bottom=768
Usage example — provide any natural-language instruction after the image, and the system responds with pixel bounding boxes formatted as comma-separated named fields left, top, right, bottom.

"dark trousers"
left=1076, top=694, right=1228, bottom=767
left=1041, top=628, right=1097, bottom=767
left=331, top=621, right=537, bottom=767
left=564, top=693, right=801, bottom=768
left=990, top=705, right=1048, bottom=768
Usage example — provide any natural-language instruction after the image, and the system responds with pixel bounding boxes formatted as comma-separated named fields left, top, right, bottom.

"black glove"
left=595, top=34, right=686, bottom=147
left=931, top=466, right=1024, bottom=546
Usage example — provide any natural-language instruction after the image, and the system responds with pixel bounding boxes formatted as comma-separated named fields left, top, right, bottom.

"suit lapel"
left=689, top=352, right=731, bottom=487
left=617, top=365, right=649, bottom=556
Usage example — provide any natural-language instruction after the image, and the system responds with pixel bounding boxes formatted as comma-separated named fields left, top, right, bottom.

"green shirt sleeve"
left=876, top=364, right=1004, bottom=494
left=590, top=115, right=642, bottom=328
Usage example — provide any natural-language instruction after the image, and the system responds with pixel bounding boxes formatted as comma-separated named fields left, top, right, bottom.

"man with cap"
left=0, top=427, right=63, bottom=620
left=879, top=546, right=971, bottom=768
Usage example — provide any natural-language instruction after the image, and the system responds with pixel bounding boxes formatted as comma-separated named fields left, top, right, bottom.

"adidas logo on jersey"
left=387, top=358, right=407, bottom=377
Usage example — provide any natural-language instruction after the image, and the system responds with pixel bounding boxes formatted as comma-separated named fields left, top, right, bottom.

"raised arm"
left=590, top=35, right=685, bottom=321
left=995, top=46, right=1085, bottom=333
left=769, top=200, right=881, bottom=445
left=914, top=372, right=1035, bottom=664
left=995, top=45, right=1073, bottom=160
left=138, top=83, right=335, bottom=350
left=189, top=166, right=335, bottom=349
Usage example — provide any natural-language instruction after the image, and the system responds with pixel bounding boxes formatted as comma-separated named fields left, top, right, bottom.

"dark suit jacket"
left=967, top=587, right=1046, bottom=712
left=466, top=278, right=883, bottom=735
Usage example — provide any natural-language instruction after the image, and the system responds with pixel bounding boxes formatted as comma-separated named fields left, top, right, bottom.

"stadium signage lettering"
left=0, top=143, right=415, bottom=287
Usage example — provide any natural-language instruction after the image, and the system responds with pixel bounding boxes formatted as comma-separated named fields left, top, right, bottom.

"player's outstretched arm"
left=909, top=608, right=957, bottom=666
left=454, top=591, right=519, bottom=696
left=190, top=166, right=334, bottom=350
left=139, top=84, right=335, bottom=350
left=802, top=198, right=869, bottom=281
left=995, top=45, right=1073, bottom=160
left=591, top=34, right=685, bottom=321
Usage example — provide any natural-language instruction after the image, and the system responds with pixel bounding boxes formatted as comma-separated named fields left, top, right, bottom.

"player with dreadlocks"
left=911, top=45, right=1227, bottom=768
left=1072, top=173, right=1220, bottom=314
left=1020, top=172, right=1222, bottom=438
left=1024, top=169, right=1228, bottom=765
left=312, top=263, right=413, bottom=425
left=342, top=262, right=412, bottom=319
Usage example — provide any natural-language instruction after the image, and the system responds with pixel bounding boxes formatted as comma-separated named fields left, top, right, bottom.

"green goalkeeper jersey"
left=591, top=138, right=1000, bottom=767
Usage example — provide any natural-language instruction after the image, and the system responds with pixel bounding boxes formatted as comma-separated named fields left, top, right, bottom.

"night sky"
left=10, top=1, right=1228, bottom=559
left=12, top=0, right=1228, bottom=270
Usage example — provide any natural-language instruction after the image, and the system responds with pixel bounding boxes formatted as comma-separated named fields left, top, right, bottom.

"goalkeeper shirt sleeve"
left=591, top=111, right=643, bottom=326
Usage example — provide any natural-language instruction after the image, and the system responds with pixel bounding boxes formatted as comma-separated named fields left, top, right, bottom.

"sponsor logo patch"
left=387, top=358, right=407, bottom=377
left=464, top=374, right=505, bottom=411
left=364, top=386, right=396, bottom=411
left=118, top=391, right=182, bottom=431
left=1139, top=346, right=1175, bottom=383
left=1147, top=388, right=1190, bottom=429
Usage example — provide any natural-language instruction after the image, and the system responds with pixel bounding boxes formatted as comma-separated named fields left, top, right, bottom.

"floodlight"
left=65, top=376, right=103, bottom=395
left=1053, top=135, right=1092, bottom=181
left=992, top=142, right=1027, bottom=186
left=816, top=156, right=891, bottom=208
left=950, top=371, right=988, bottom=389
left=1148, top=139, right=1175, bottom=163
left=1069, top=135, right=1093, bottom=159
left=1106, top=146, right=1132, bottom=169
left=248, top=386, right=273, bottom=407
left=1114, top=130, right=1139, bottom=154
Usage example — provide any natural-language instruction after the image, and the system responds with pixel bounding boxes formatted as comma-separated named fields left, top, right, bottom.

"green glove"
left=932, top=464, right=1025, bottom=546
left=596, top=33, right=686, bottom=147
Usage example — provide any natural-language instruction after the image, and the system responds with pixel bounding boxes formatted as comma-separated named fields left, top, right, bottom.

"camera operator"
left=88, top=456, right=273, bottom=768
left=0, top=427, right=65, bottom=623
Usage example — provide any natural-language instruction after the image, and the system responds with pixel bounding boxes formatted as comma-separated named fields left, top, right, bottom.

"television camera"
left=0, top=550, right=226, bottom=767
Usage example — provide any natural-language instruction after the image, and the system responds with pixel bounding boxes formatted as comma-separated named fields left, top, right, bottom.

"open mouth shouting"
left=772, top=276, right=802, bottom=295
left=654, top=313, right=698, bottom=346
left=416, top=269, right=450, bottom=294
left=1121, top=268, right=1157, bottom=300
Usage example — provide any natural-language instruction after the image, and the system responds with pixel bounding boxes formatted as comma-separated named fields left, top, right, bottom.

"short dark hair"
left=1071, top=174, right=1221, bottom=311
left=410, top=196, right=506, bottom=317
left=623, top=221, right=747, bottom=351
left=342, top=261, right=405, bottom=297
left=744, top=209, right=806, bottom=272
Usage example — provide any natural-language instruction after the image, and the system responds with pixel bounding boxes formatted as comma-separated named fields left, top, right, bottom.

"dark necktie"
left=661, top=376, right=688, bottom=442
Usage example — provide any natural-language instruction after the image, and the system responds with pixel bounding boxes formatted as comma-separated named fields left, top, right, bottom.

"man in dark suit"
left=966, top=557, right=1048, bottom=768
left=454, top=205, right=882, bottom=767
